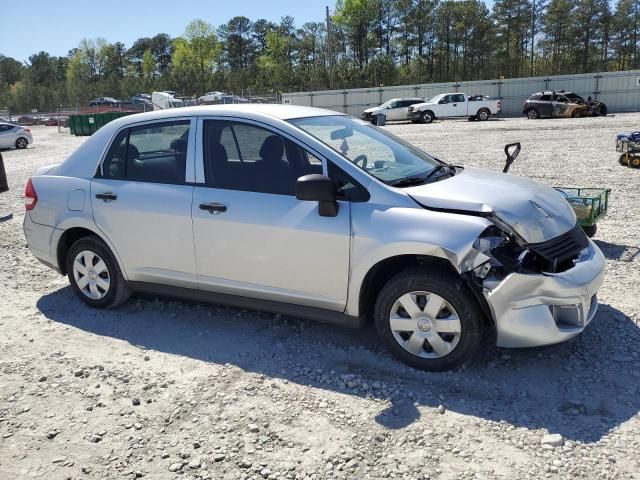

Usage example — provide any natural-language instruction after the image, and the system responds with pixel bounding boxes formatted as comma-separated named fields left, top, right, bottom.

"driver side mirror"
left=296, top=174, right=338, bottom=217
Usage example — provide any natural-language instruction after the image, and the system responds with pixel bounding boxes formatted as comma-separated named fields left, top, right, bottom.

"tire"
left=526, top=109, right=540, bottom=120
left=629, top=155, right=640, bottom=168
left=66, top=235, right=130, bottom=309
left=619, top=154, right=629, bottom=166
left=373, top=267, right=484, bottom=371
left=582, top=224, right=597, bottom=238
left=599, top=104, right=608, bottom=116
left=15, top=137, right=28, bottom=149
left=420, top=111, right=434, bottom=124
left=477, top=109, right=490, bottom=121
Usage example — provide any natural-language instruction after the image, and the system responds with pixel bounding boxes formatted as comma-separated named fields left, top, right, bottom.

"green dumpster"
left=69, top=111, right=136, bottom=136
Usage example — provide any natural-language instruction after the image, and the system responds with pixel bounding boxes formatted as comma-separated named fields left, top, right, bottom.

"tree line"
left=1, top=0, right=639, bottom=113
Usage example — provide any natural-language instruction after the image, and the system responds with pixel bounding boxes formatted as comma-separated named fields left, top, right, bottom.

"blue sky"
left=1, top=0, right=330, bottom=62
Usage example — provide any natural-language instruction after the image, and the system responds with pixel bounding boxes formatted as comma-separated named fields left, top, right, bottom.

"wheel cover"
left=527, top=110, right=537, bottom=119
left=389, top=291, right=461, bottom=359
left=479, top=111, right=488, bottom=120
left=422, top=112, right=432, bottom=122
left=73, top=250, right=111, bottom=300
left=17, top=138, right=26, bottom=147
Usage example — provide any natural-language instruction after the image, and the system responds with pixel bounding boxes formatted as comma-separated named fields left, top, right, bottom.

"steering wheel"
left=353, top=154, right=368, bottom=169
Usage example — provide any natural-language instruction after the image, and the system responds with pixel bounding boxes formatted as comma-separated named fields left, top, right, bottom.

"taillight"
left=23, top=128, right=31, bottom=133
left=25, top=178, right=37, bottom=210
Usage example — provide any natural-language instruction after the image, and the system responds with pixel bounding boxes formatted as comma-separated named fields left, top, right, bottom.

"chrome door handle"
left=199, top=202, right=227, bottom=214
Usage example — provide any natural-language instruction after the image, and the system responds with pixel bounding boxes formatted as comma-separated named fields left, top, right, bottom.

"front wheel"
left=629, top=155, right=640, bottom=168
left=66, top=236, right=130, bottom=309
left=373, top=268, right=484, bottom=371
left=420, top=111, right=434, bottom=124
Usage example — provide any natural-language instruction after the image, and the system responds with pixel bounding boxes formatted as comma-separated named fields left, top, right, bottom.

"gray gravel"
left=0, top=116, right=639, bottom=479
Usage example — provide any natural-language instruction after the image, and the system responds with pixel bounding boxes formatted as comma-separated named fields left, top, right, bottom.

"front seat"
left=255, top=135, right=294, bottom=194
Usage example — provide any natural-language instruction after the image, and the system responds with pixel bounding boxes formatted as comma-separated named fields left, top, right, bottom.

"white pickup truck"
left=408, top=93, right=501, bottom=124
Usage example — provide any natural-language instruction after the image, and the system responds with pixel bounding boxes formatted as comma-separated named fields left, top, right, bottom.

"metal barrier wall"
left=282, top=70, right=640, bottom=117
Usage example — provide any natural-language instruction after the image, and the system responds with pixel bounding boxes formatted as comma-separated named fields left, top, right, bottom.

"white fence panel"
left=282, top=70, right=640, bottom=117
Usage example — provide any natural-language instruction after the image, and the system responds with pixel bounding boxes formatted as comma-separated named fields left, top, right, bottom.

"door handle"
left=95, top=192, right=117, bottom=201
left=199, top=202, right=227, bottom=214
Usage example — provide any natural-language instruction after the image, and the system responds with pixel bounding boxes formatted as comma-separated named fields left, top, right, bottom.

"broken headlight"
left=472, top=225, right=528, bottom=278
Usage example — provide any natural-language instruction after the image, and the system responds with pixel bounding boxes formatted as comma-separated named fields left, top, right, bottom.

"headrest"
left=259, top=135, right=284, bottom=162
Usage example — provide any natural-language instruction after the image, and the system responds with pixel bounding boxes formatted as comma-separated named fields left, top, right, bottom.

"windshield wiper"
left=387, top=175, right=430, bottom=187
left=423, top=164, right=454, bottom=180
left=387, top=164, right=454, bottom=187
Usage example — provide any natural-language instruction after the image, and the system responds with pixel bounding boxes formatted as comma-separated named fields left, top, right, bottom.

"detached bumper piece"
left=486, top=239, right=605, bottom=348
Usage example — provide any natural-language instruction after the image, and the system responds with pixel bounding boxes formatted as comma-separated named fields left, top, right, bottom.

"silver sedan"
left=22, top=105, right=605, bottom=371
left=0, top=123, right=33, bottom=150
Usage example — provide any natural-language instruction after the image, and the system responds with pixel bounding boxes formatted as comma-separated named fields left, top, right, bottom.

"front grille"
left=527, top=224, right=589, bottom=272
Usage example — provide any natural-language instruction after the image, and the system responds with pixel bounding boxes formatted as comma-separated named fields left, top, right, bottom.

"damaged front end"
left=461, top=217, right=605, bottom=348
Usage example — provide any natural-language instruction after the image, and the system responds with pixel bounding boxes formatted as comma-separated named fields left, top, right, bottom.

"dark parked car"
left=523, top=90, right=607, bottom=119
left=131, top=94, right=152, bottom=105
left=89, top=97, right=121, bottom=107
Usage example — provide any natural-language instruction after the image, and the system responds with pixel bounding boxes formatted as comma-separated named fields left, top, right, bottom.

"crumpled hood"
left=405, top=167, right=577, bottom=243
left=364, top=106, right=383, bottom=114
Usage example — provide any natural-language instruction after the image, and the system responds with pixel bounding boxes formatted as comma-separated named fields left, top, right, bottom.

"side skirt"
left=127, top=281, right=365, bottom=329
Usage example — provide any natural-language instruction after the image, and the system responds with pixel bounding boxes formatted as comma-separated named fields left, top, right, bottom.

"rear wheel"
left=15, top=137, right=28, bottom=149
left=66, top=236, right=130, bottom=309
left=477, top=109, right=490, bottom=121
left=629, top=155, right=640, bottom=168
left=526, top=109, right=540, bottom=120
left=582, top=224, right=597, bottom=238
left=373, top=267, right=484, bottom=371
left=420, top=111, right=434, bottom=124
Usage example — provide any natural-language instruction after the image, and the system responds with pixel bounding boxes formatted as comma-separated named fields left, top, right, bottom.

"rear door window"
left=99, top=121, right=190, bottom=184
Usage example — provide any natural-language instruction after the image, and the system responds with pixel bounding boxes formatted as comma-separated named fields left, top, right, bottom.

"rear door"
left=448, top=94, right=467, bottom=116
left=91, top=119, right=198, bottom=287
left=0, top=125, right=14, bottom=148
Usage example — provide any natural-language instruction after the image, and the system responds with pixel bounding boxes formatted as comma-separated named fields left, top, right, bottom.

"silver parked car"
left=362, top=98, right=424, bottom=123
left=0, top=123, right=33, bottom=149
left=23, top=105, right=605, bottom=371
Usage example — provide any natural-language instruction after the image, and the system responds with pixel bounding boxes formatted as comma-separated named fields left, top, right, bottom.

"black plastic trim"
left=127, top=282, right=365, bottom=329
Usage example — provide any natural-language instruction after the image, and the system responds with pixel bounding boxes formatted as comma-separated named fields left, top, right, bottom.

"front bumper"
left=486, top=240, right=606, bottom=348
left=408, top=110, right=422, bottom=121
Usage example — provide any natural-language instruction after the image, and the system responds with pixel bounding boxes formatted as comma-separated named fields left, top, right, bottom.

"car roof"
left=114, top=104, right=345, bottom=123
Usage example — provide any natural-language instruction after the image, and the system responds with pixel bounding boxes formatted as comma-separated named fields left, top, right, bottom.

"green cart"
left=553, top=187, right=611, bottom=238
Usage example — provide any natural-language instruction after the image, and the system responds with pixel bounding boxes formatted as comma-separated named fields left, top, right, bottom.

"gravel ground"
left=1, top=115, right=639, bottom=480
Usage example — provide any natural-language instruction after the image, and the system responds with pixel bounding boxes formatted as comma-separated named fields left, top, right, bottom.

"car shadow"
left=36, top=287, right=639, bottom=443
left=595, top=239, right=640, bottom=262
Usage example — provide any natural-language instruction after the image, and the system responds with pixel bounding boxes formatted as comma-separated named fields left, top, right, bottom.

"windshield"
left=290, top=115, right=443, bottom=184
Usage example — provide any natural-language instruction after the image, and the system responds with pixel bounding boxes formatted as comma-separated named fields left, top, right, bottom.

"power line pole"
left=326, top=5, right=334, bottom=90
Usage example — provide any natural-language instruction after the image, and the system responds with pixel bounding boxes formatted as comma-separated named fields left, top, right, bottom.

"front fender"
left=346, top=202, right=492, bottom=316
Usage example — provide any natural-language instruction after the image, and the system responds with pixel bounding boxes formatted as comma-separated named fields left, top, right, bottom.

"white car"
left=408, top=93, right=501, bottom=123
left=362, top=98, right=424, bottom=124
left=0, top=123, right=33, bottom=149
left=23, top=105, right=605, bottom=371
left=198, top=91, right=226, bottom=104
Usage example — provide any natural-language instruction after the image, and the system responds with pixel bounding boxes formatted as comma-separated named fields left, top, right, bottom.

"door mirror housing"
left=296, top=174, right=339, bottom=217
